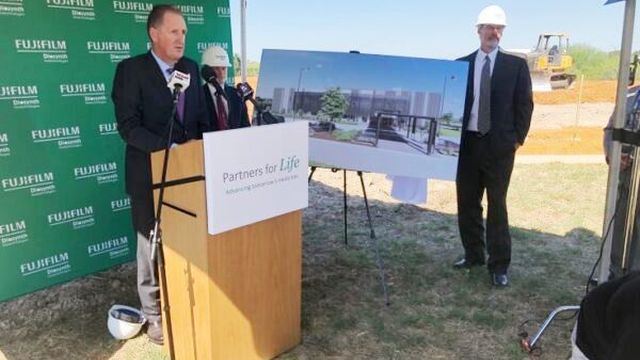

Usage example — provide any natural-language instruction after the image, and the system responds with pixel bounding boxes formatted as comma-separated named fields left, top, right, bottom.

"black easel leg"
left=358, top=171, right=376, bottom=239
left=308, top=166, right=317, bottom=183
left=343, top=169, right=348, bottom=245
left=358, top=171, right=390, bottom=306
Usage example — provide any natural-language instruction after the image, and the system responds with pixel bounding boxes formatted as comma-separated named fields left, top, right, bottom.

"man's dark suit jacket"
left=203, top=83, right=251, bottom=131
left=457, top=50, right=533, bottom=153
left=111, top=52, right=209, bottom=234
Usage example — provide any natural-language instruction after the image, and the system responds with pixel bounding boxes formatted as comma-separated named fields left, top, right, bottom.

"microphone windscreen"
left=167, top=70, right=191, bottom=93
left=201, top=65, right=216, bottom=83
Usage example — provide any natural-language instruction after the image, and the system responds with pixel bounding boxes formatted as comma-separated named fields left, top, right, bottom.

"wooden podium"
left=151, top=140, right=301, bottom=360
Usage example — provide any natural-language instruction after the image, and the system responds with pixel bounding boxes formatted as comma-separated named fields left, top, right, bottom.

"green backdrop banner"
left=0, top=0, right=233, bottom=302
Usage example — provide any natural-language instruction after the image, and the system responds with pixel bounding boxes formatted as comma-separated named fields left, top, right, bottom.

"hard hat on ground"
left=476, top=5, right=507, bottom=26
left=201, top=46, right=232, bottom=67
left=107, top=304, right=146, bottom=340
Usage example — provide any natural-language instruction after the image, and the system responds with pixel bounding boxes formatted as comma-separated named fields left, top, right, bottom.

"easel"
left=308, top=166, right=390, bottom=306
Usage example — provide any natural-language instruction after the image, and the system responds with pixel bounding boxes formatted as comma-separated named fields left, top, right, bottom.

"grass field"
left=0, top=163, right=607, bottom=360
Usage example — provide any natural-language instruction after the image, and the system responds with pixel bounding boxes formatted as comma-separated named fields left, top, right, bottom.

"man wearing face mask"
left=452, top=5, right=533, bottom=287
left=201, top=46, right=251, bottom=131
left=111, top=4, right=208, bottom=345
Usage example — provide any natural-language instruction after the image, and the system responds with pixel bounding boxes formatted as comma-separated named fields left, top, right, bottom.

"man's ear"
left=149, top=27, right=158, bottom=44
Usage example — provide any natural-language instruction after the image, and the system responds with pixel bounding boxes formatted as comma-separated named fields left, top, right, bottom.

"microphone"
left=236, top=82, right=283, bottom=125
left=201, top=65, right=227, bottom=100
left=201, top=65, right=216, bottom=84
left=236, top=82, right=256, bottom=105
left=167, top=70, right=190, bottom=98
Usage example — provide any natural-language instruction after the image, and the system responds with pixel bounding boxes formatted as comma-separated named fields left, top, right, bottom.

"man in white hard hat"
left=452, top=5, right=533, bottom=287
left=201, top=46, right=250, bottom=131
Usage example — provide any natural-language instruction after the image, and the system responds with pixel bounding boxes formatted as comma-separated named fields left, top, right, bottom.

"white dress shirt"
left=467, top=47, right=498, bottom=131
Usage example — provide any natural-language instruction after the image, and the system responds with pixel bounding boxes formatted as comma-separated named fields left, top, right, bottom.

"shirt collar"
left=476, top=46, right=499, bottom=64
left=150, top=50, right=175, bottom=80
left=207, top=83, right=224, bottom=97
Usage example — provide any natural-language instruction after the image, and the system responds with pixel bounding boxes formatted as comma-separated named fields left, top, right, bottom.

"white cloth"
left=468, top=47, right=498, bottom=131
left=388, top=176, right=428, bottom=204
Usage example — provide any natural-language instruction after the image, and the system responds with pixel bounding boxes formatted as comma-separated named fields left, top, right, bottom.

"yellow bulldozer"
left=512, top=33, right=577, bottom=91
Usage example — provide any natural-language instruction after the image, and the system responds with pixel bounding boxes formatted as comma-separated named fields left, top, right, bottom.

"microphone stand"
left=149, top=87, right=180, bottom=360
left=253, top=102, right=282, bottom=125
left=236, top=83, right=282, bottom=125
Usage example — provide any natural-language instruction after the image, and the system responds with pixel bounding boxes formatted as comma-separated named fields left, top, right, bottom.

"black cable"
left=586, top=175, right=628, bottom=295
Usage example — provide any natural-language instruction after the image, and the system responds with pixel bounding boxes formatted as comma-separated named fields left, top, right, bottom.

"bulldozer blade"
left=531, top=73, right=552, bottom=92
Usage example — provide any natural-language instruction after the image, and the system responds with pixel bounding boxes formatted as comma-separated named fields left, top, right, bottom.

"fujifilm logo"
left=46, top=0, right=95, bottom=20
left=1, top=172, right=56, bottom=197
left=178, top=4, right=204, bottom=24
left=0, top=0, right=25, bottom=17
left=20, top=252, right=71, bottom=278
left=59, top=83, right=106, bottom=104
left=0, top=132, right=9, bottom=157
left=197, top=42, right=228, bottom=53
left=73, top=161, right=118, bottom=184
left=0, top=85, right=40, bottom=109
left=87, top=41, right=130, bottom=62
left=0, top=219, right=29, bottom=248
left=15, top=39, right=66, bottom=51
left=47, top=206, right=95, bottom=230
left=15, top=39, right=69, bottom=63
left=32, top=126, right=82, bottom=149
left=111, top=197, right=131, bottom=212
left=112, top=1, right=153, bottom=23
left=88, top=236, right=129, bottom=259
left=216, top=6, right=230, bottom=18
left=98, top=122, right=118, bottom=136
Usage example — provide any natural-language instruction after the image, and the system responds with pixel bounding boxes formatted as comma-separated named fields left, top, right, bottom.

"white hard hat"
left=476, top=5, right=507, bottom=26
left=201, top=46, right=231, bottom=67
left=107, top=305, right=146, bottom=340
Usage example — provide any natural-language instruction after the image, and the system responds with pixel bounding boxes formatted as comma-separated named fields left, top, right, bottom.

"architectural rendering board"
left=256, top=49, right=469, bottom=180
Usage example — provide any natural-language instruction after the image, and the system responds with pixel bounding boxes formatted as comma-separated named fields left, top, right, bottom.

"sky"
left=230, top=0, right=635, bottom=63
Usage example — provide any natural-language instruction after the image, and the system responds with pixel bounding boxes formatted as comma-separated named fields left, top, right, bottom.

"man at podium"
left=111, top=4, right=208, bottom=345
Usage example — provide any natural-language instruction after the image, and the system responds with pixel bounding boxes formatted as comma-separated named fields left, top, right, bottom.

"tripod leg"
left=358, top=171, right=390, bottom=306
left=343, top=169, right=348, bottom=245
left=358, top=171, right=376, bottom=239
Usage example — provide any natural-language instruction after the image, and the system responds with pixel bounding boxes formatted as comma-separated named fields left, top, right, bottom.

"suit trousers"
left=137, top=231, right=160, bottom=322
left=456, top=132, right=515, bottom=274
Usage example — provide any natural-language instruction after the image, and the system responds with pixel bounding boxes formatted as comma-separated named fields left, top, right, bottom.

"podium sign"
left=203, top=122, right=309, bottom=235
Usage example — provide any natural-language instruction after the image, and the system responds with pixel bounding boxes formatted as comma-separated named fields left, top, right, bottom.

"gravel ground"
left=531, top=102, right=614, bottom=129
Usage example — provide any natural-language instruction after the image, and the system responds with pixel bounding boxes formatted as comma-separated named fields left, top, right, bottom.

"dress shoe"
left=146, top=320, right=164, bottom=345
left=491, top=273, right=509, bottom=287
left=453, top=258, right=484, bottom=269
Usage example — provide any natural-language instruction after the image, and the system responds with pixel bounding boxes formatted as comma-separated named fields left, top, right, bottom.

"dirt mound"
left=520, top=127, right=604, bottom=155
left=534, top=80, right=617, bottom=105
